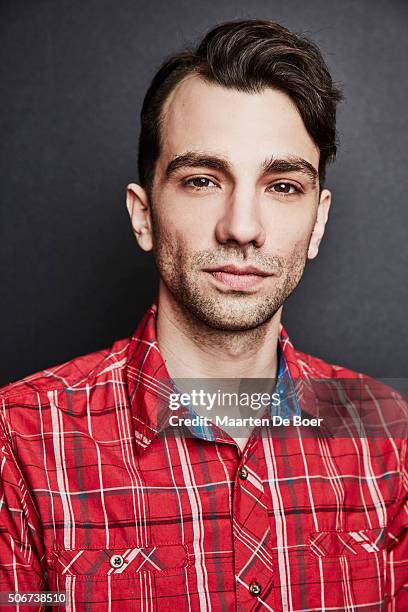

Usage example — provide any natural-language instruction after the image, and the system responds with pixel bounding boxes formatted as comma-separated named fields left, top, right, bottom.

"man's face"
left=129, top=76, right=330, bottom=331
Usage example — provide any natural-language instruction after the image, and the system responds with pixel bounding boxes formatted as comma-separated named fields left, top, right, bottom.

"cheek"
left=265, top=224, right=313, bottom=257
left=264, top=206, right=316, bottom=252
left=156, top=202, right=216, bottom=250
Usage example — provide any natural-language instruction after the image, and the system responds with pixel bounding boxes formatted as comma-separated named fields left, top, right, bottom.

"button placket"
left=249, top=581, right=262, bottom=596
left=233, top=453, right=274, bottom=609
left=238, top=466, right=248, bottom=480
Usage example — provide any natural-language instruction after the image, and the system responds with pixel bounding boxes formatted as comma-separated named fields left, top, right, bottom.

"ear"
left=126, top=183, right=153, bottom=252
left=307, top=188, right=332, bottom=260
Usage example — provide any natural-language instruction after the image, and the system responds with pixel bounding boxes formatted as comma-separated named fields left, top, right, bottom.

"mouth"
left=203, top=264, right=273, bottom=291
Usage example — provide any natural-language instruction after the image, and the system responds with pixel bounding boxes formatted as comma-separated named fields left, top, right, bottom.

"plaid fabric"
left=0, top=302, right=407, bottom=611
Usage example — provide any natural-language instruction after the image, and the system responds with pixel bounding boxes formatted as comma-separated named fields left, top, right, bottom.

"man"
left=0, top=19, right=407, bottom=611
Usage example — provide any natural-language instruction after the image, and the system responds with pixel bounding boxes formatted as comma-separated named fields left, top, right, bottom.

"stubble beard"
left=151, top=215, right=309, bottom=333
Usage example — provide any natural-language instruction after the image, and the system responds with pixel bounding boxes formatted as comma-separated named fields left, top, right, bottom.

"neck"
left=156, top=282, right=281, bottom=380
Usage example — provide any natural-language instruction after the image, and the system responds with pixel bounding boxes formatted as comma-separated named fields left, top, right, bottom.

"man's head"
left=127, top=19, right=343, bottom=331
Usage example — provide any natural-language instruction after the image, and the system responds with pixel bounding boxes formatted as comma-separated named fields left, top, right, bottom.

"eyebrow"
left=165, top=151, right=318, bottom=185
left=262, top=157, right=318, bottom=184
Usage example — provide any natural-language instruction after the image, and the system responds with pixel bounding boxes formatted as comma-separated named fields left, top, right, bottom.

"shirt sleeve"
left=386, top=435, right=408, bottom=609
left=0, top=402, right=47, bottom=610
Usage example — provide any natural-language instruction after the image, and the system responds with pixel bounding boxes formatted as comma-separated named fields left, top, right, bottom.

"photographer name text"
left=169, top=414, right=323, bottom=427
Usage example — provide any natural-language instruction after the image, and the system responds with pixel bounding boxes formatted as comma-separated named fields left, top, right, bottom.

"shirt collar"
left=125, top=301, right=332, bottom=451
left=172, top=345, right=301, bottom=443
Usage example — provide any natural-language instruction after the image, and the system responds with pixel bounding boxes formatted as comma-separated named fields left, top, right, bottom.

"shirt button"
left=110, top=554, right=124, bottom=569
left=249, top=581, right=262, bottom=596
left=238, top=466, right=248, bottom=480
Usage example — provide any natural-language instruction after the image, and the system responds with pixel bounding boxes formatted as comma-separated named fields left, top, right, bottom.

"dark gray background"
left=1, top=0, right=407, bottom=386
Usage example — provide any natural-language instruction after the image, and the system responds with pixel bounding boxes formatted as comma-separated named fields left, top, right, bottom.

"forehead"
left=159, top=75, right=319, bottom=170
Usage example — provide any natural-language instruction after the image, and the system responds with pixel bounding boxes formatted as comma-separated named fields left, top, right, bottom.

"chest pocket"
left=46, top=544, right=190, bottom=611
left=48, top=544, right=188, bottom=580
left=308, top=526, right=386, bottom=558
left=303, top=527, right=387, bottom=610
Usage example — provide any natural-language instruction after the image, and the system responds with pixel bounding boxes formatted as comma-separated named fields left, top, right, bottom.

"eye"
left=270, top=182, right=300, bottom=195
left=183, top=176, right=218, bottom=190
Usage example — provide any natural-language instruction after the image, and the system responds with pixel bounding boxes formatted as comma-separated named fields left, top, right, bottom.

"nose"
left=214, top=185, right=266, bottom=248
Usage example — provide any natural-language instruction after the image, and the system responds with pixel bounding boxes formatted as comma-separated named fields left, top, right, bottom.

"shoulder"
left=281, top=325, right=373, bottom=380
left=294, top=345, right=405, bottom=398
left=293, top=347, right=408, bottom=442
left=0, top=335, right=136, bottom=467
left=0, top=336, right=132, bottom=405
left=291, top=346, right=365, bottom=379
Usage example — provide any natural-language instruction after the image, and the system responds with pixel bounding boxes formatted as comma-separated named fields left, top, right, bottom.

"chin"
left=204, top=318, right=267, bottom=332
left=185, top=295, right=277, bottom=331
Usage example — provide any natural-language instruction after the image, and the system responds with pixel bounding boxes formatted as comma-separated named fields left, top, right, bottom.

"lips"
left=205, top=264, right=272, bottom=291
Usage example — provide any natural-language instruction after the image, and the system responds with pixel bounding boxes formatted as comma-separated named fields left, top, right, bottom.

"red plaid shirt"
left=1, top=302, right=407, bottom=611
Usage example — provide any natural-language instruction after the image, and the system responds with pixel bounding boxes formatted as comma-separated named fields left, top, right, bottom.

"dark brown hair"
left=138, top=19, right=343, bottom=194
